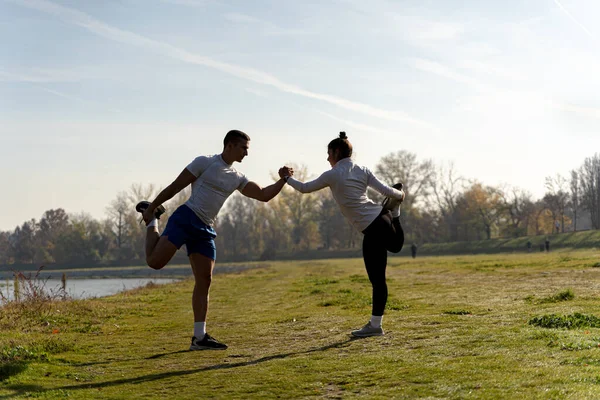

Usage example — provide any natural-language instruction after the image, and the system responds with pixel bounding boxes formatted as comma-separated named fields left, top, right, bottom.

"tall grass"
left=0, top=266, right=69, bottom=305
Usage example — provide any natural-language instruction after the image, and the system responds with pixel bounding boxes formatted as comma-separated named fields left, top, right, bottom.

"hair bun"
left=339, top=131, right=348, bottom=140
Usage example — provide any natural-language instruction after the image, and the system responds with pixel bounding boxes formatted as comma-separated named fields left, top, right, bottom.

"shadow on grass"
left=0, top=384, right=44, bottom=399
left=0, top=337, right=360, bottom=398
left=0, top=362, right=28, bottom=382
left=145, top=350, right=189, bottom=359
left=52, top=357, right=139, bottom=367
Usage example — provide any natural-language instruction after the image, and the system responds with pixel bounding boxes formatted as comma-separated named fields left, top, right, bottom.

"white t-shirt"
left=286, top=157, right=404, bottom=232
left=184, top=154, right=249, bottom=226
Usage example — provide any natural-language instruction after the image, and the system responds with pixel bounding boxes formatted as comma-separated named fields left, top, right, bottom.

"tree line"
left=2, top=152, right=600, bottom=265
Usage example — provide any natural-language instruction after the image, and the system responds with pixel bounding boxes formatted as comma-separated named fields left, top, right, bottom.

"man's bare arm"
left=241, top=178, right=287, bottom=202
left=143, top=168, right=197, bottom=223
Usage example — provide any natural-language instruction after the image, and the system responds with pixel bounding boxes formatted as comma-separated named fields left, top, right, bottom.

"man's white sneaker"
left=135, top=201, right=166, bottom=219
left=351, top=322, right=384, bottom=337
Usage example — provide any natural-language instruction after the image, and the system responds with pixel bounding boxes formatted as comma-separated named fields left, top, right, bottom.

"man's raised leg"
left=145, top=229, right=178, bottom=270
left=136, top=201, right=176, bottom=270
left=145, top=224, right=161, bottom=259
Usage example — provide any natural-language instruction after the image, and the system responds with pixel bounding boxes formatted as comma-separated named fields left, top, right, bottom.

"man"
left=136, top=130, right=290, bottom=350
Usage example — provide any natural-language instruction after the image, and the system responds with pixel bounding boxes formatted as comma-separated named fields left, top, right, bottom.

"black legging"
left=362, top=211, right=404, bottom=316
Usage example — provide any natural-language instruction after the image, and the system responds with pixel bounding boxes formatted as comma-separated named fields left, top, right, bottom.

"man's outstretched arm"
left=142, top=168, right=197, bottom=224
left=241, top=178, right=287, bottom=202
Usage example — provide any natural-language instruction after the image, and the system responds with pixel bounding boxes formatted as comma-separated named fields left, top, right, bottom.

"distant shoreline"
left=0, top=264, right=266, bottom=280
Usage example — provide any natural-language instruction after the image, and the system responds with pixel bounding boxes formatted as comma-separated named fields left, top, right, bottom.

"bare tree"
left=570, top=169, right=580, bottom=231
left=127, top=183, right=159, bottom=205
left=544, top=174, right=569, bottom=233
left=0, top=231, right=12, bottom=264
left=53, top=213, right=104, bottom=263
left=278, top=164, right=321, bottom=251
left=218, top=193, right=262, bottom=259
left=375, top=150, right=435, bottom=209
left=316, top=191, right=356, bottom=249
left=430, top=162, right=464, bottom=241
left=578, top=154, right=600, bottom=229
left=12, top=219, right=38, bottom=264
left=499, top=186, right=535, bottom=237
left=38, top=208, right=70, bottom=262
left=462, top=182, right=504, bottom=240
left=106, top=192, right=130, bottom=249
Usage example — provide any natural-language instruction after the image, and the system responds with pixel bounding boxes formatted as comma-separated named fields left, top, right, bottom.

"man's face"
left=233, top=139, right=249, bottom=162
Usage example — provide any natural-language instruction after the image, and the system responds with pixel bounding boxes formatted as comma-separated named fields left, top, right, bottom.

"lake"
left=0, top=278, right=179, bottom=302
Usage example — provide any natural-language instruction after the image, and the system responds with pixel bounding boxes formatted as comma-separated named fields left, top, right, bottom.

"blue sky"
left=1, top=0, right=598, bottom=231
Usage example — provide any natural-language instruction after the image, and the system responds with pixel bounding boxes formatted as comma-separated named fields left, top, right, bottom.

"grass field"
left=3, top=250, right=600, bottom=399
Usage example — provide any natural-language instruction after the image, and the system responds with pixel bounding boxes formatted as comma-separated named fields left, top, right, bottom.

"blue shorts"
left=162, top=205, right=217, bottom=260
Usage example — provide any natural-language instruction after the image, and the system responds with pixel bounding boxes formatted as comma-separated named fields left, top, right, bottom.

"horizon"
left=1, top=0, right=598, bottom=231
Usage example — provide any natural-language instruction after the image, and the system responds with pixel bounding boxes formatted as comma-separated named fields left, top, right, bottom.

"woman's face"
left=327, top=148, right=337, bottom=167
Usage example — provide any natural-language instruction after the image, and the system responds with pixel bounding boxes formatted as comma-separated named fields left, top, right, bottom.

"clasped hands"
left=278, top=166, right=294, bottom=180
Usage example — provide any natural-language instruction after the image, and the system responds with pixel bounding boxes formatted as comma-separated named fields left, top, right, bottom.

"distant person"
left=527, top=240, right=532, bottom=253
left=555, top=221, right=560, bottom=234
left=136, top=130, right=288, bottom=351
left=411, top=243, right=418, bottom=259
left=545, top=237, right=550, bottom=252
left=279, top=131, right=405, bottom=338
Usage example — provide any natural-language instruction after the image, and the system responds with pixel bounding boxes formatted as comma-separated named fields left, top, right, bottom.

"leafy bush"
left=538, top=289, right=575, bottom=304
left=529, top=313, right=600, bottom=329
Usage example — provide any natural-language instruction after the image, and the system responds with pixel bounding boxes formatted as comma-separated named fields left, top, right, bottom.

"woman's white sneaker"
left=382, top=183, right=404, bottom=212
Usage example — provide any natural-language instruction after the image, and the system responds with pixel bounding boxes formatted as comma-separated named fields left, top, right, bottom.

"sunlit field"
left=3, top=250, right=600, bottom=399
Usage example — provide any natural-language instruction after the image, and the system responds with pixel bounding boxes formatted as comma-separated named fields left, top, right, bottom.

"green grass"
left=5, top=251, right=600, bottom=398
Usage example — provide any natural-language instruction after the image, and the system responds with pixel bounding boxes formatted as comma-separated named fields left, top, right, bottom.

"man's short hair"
left=223, top=130, right=250, bottom=146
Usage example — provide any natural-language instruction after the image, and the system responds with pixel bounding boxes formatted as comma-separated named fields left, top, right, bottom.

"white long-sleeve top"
left=286, top=157, right=404, bottom=232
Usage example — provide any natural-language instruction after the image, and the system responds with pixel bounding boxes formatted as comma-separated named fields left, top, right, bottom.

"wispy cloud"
left=245, top=87, right=268, bottom=98
left=457, top=60, right=527, bottom=82
left=223, top=12, right=311, bottom=36
left=0, top=68, right=80, bottom=82
left=32, top=84, right=123, bottom=113
left=553, top=0, right=595, bottom=39
left=391, top=14, right=465, bottom=42
left=410, top=58, right=493, bottom=92
left=6, top=0, right=432, bottom=129
left=412, top=58, right=551, bottom=113
left=315, top=110, right=399, bottom=136
left=335, top=0, right=465, bottom=45
left=558, top=103, right=600, bottom=119
left=0, top=69, right=122, bottom=112
left=33, top=85, right=85, bottom=101
left=158, top=0, right=212, bottom=7
left=412, top=57, right=599, bottom=121
left=224, top=13, right=261, bottom=24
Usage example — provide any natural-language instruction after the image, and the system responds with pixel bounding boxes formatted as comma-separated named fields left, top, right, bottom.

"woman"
left=280, top=132, right=405, bottom=337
